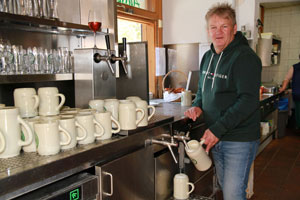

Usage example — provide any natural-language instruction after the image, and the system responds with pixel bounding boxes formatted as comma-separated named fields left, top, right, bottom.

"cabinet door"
left=95, top=147, right=155, bottom=200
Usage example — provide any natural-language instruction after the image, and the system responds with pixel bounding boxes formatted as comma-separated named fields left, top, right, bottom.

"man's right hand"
left=184, top=107, right=202, bottom=121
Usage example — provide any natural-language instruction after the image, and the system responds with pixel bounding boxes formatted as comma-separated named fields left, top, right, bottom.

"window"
left=117, top=19, right=142, bottom=43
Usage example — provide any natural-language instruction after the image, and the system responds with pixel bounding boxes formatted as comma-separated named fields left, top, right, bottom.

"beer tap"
left=93, top=35, right=115, bottom=75
left=110, top=37, right=128, bottom=74
left=146, top=134, right=178, bottom=164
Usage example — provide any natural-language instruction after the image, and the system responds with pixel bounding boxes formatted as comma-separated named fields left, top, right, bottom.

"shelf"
left=0, top=12, right=108, bottom=36
left=260, top=129, right=276, bottom=144
left=0, top=73, right=73, bottom=84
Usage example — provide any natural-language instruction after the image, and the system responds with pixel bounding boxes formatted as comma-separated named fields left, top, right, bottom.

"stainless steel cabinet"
left=95, top=147, right=155, bottom=200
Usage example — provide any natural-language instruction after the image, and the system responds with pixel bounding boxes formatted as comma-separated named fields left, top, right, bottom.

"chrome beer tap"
left=110, top=37, right=128, bottom=74
left=93, top=35, right=114, bottom=75
left=146, top=134, right=178, bottom=164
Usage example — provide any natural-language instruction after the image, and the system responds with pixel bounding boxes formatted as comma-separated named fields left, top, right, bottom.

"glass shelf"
left=0, top=12, right=108, bottom=36
left=0, top=73, right=73, bottom=84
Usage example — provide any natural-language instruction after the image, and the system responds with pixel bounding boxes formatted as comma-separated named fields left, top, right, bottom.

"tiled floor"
left=250, top=128, right=300, bottom=200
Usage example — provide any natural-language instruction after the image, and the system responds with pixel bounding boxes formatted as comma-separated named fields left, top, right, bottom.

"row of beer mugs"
left=0, top=106, right=123, bottom=158
left=0, top=93, right=155, bottom=158
left=88, top=96, right=156, bottom=130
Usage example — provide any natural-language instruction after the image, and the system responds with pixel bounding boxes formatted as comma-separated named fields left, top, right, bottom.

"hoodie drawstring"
left=202, top=52, right=214, bottom=93
left=211, top=52, right=223, bottom=90
left=202, top=51, right=223, bottom=92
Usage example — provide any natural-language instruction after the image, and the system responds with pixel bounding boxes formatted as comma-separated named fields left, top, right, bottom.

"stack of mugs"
left=0, top=87, right=67, bottom=158
left=0, top=93, right=156, bottom=159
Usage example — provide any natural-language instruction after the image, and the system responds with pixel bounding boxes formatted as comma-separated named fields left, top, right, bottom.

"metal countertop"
left=0, top=114, right=173, bottom=199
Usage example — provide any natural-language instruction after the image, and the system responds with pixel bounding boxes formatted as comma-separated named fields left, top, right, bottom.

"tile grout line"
left=256, top=145, right=282, bottom=180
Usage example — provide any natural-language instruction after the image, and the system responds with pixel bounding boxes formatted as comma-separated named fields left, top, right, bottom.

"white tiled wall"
left=262, top=5, right=300, bottom=85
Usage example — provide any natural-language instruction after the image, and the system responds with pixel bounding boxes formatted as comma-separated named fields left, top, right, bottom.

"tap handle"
left=106, top=60, right=115, bottom=75
left=105, top=35, right=111, bottom=50
left=122, top=37, right=127, bottom=52
left=167, top=144, right=178, bottom=164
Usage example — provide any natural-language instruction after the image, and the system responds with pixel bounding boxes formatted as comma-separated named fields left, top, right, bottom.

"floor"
left=250, top=128, right=300, bottom=200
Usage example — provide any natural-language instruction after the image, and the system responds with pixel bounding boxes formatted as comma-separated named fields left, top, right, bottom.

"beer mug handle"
left=147, top=105, right=156, bottom=121
left=18, top=115, right=33, bottom=146
left=33, top=94, right=39, bottom=110
left=0, top=129, right=6, bottom=153
left=58, top=125, right=71, bottom=146
left=111, top=116, right=121, bottom=134
left=75, top=121, right=87, bottom=141
left=187, top=182, right=195, bottom=195
left=199, top=139, right=209, bottom=154
left=135, top=108, right=145, bottom=126
left=93, top=119, right=104, bottom=137
left=55, top=93, right=65, bottom=111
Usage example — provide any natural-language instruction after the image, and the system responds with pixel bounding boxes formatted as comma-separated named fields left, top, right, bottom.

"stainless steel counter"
left=0, top=115, right=173, bottom=199
left=0, top=94, right=282, bottom=199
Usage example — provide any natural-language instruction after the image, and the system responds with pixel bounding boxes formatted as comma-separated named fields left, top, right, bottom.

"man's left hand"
left=201, top=129, right=219, bottom=153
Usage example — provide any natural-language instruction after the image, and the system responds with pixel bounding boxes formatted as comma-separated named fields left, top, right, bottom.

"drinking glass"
left=48, top=0, right=58, bottom=19
left=88, top=10, right=102, bottom=48
left=26, top=0, right=33, bottom=16
left=18, top=0, right=26, bottom=15
left=32, top=46, right=41, bottom=74
left=37, top=47, right=45, bottom=73
left=4, top=44, right=14, bottom=74
left=43, top=49, right=51, bottom=73
left=24, top=47, right=35, bottom=74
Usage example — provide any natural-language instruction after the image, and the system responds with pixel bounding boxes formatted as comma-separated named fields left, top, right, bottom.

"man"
left=184, top=3, right=262, bottom=200
left=279, top=54, right=300, bottom=129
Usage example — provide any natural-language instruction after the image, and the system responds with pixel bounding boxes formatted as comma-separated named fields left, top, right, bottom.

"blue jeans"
left=211, top=140, right=259, bottom=200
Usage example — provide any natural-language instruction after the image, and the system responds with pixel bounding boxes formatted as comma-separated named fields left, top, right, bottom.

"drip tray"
left=170, top=195, right=213, bottom=200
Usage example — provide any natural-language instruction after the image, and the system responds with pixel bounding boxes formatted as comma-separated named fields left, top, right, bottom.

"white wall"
left=235, top=0, right=256, bottom=39
left=162, top=0, right=234, bottom=44
left=261, top=5, right=300, bottom=84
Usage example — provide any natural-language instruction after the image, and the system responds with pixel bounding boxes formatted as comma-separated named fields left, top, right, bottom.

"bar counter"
left=0, top=92, right=282, bottom=199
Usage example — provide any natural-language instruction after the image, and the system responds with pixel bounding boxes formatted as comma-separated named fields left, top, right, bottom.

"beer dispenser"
left=74, top=35, right=127, bottom=108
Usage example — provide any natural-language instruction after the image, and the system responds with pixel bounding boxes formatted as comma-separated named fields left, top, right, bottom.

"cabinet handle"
left=102, top=171, right=113, bottom=196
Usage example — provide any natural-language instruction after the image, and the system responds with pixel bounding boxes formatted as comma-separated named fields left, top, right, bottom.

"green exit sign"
left=70, top=188, right=80, bottom=200
left=117, top=0, right=141, bottom=8
left=49, top=186, right=82, bottom=200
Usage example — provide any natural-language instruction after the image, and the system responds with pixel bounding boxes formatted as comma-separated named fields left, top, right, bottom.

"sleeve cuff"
left=209, top=121, right=227, bottom=139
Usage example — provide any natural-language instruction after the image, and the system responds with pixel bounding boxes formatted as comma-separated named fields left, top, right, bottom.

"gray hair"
left=205, top=3, right=236, bottom=26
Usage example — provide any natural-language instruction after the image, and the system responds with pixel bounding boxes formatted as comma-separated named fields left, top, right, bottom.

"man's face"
left=207, top=14, right=237, bottom=54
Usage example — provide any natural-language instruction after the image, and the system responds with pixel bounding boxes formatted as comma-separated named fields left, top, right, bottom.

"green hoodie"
left=193, top=31, right=262, bottom=142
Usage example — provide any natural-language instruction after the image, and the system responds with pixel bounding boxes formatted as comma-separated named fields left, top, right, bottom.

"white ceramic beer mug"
left=104, top=99, right=119, bottom=128
left=181, top=90, right=192, bottom=106
left=119, top=101, right=145, bottom=130
left=94, top=111, right=121, bottom=140
left=135, top=100, right=155, bottom=127
left=22, top=117, right=40, bottom=153
left=0, top=107, right=33, bottom=158
left=126, top=96, right=141, bottom=102
left=75, top=114, right=104, bottom=145
left=60, top=108, right=81, bottom=115
left=173, top=173, right=195, bottom=199
left=185, top=139, right=212, bottom=171
left=58, top=116, right=88, bottom=150
left=14, top=88, right=39, bottom=118
left=34, top=120, right=71, bottom=156
left=38, top=87, right=65, bottom=116
left=89, top=99, right=105, bottom=112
